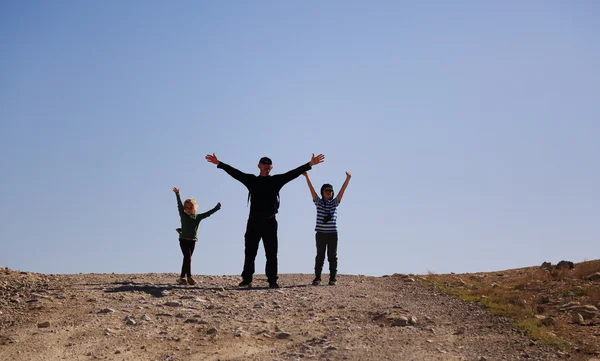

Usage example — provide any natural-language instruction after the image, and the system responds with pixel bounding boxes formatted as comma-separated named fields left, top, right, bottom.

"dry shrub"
left=523, top=267, right=552, bottom=282
left=549, top=268, right=572, bottom=281
left=573, top=260, right=600, bottom=279
left=587, top=287, right=600, bottom=304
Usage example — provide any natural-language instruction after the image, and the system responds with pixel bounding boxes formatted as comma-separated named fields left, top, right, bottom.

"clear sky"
left=1, top=1, right=598, bottom=277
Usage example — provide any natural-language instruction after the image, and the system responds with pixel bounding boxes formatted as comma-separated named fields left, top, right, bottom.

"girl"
left=173, top=187, right=221, bottom=285
left=301, top=171, right=351, bottom=286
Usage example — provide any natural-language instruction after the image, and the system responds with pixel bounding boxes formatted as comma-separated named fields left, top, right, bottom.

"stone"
left=555, top=260, right=574, bottom=270
left=572, top=313, right=584, bottom=324
left=541, top=317, right=554, bottom=326
left=585, top=272, right=600, bottom=281
left=392, top=317, right=408, bottom=327
left=164, top=301, right=183, bottom=307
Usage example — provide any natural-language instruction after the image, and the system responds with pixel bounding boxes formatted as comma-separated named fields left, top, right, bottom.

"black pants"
left=241, top=217, right=278, bottom=284
left=179, top=239, right=196, bottom=278
left=314, top=232, right=338, bottom=280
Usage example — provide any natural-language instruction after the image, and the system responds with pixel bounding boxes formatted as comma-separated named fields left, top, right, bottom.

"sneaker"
left=268, top=282, right=280, bottom=289
left=312, top=277, right=321, bottom=286
left=187, top=277, right=197, bottom=286
left=238, top=280, right=252, bottom=287
left=328, top=279, right=337, bottom=286
left=178, top=278, right=188, bottom=285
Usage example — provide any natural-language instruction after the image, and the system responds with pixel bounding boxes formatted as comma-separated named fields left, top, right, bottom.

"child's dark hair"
left=320, top=183, right=334, bottom=198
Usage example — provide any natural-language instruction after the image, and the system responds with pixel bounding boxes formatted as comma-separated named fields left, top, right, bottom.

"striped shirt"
left=314, top=196, right=340, bottom=233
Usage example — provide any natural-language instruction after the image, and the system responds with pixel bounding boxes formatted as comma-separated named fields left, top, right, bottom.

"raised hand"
left=345, top=171, right=352, bottom=178
left=309, top=153, right=325, bottom=167
left=173, top=187, right=180, bottom=193
left=205, top=153, right=219, bottom=165
left=217, top=202, right=222, bottom=208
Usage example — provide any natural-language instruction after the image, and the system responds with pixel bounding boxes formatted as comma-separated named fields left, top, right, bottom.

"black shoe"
left=238, top=280, right=252, bottom=287
left=269, top=282, right=280, bottom=289
left=312, top=277, right=321, bottom=286
left=328, top=278, right=337, bottom=286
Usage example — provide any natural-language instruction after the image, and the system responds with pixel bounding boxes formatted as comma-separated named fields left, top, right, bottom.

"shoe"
left=269, top=282, right=280, bottom=289
left=178, top=278, right=188, bottom=285
left=187, top=277, right=197, bottom=286
left=312, top=277, right=321, bottom=286
left=238, top=280, right=252, bottom=287
left=328, top=279, right=337, bottom=286
left=176, top=228, right=182, bottom=234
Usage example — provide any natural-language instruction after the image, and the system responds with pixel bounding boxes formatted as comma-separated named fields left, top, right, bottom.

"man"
left=205, top=153, right=325, bottom=288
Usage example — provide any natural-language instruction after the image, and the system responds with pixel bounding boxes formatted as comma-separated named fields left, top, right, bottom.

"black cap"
left=259, top=157, right=272, bottom=165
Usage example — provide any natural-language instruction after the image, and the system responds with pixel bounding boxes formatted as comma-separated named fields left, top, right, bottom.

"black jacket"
left=217, top=161, right=311, bottom=219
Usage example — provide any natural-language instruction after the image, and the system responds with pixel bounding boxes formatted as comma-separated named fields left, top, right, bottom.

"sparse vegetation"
left=422, top=260, right=600, bottom=355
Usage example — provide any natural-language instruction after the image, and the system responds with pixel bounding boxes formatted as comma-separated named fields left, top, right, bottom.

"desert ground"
left=1, top=261, right=599, bottom=361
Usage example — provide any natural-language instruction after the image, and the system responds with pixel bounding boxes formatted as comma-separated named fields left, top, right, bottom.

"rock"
left=572, top=313, right=584, bottom=324
left=574, top=305, right=598, bottom=313
left=253, top=302, right=265, bottom=308
left=184, top=318, right=199, bottom=323
left=539, top=295, right=550, bottom=304
left=98, top=308, right=116, bottom=314
left=559, top=302, right=580, bottom=310
left=453, top=326, right=466, bottom=335
left=541, top=262, right=552, bottom=271
left=124, top=316, right=136, bottom=325
left=207, top=328, right=218, bottom=335
left=234, top=327, right=244, bottom=337
left=555, top=260, right=574, bottom=270
left=391, top=317, right=408, bottom=327
left=491, top=283, right=499, bottom=288
left=164, top=301, right=183, bottom=307
left=276, top=332, right=292, bottom=339
left=140, top=314, right=151, bottom=321
left=541, top=317, right=555, bottom=326
left=585, top=272, right=600, bottom=281
left=37, top=321, right=50, bottom=328
left=408, top=316, right=418, bottom=325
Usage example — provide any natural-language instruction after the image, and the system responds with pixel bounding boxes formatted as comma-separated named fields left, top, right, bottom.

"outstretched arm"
left=301, top=172, right=318, bottom=200
left=173, top=187, right=184, bottom=215
left=206, top=153, right=253, bottom=187
left=198, top=202, right=221, bottom=219
left=336, top=172, right=352, bottom=202
left=275, top=153, right=325, bottom=187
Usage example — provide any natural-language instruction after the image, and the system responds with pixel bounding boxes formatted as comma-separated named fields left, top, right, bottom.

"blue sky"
left=1, top=1, right=598, bottom=277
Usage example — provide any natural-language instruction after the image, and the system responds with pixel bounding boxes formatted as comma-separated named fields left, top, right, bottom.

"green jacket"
left=176, top=192, right=220, bottom=241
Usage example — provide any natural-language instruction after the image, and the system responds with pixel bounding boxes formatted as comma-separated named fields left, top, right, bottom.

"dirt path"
left=0, top=271, right=587, bottom=360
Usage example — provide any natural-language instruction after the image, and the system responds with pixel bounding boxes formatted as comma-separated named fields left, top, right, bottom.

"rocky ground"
left=0, top=267, right=597, bottom=361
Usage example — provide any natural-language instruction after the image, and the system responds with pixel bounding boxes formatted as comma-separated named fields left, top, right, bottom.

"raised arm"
left=274, top=153, right=325, bottom=187
left=302, top=172, right=318, bottom=200
left=206, top=153, right=253, bottom=187
left=198, top=202, right=221, bottom=219
left=173, top=187, right=184, bottom=215
left=336, top=172, right=352, bottom=202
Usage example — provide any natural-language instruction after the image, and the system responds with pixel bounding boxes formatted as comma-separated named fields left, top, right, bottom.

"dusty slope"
left=0, top=269, right=591, bottom=361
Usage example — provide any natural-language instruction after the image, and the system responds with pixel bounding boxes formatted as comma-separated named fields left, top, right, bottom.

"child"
left=301, top=171, right=351, bottom=286
left=173, top=187, right=221, bottom=286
